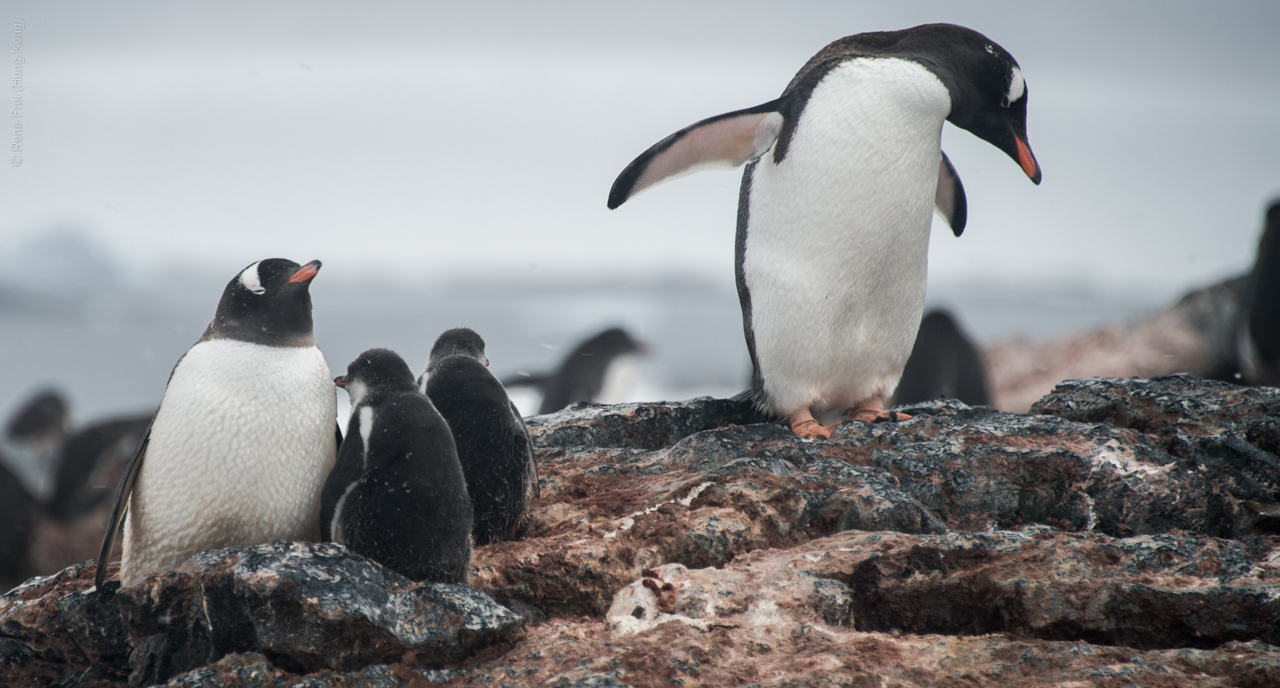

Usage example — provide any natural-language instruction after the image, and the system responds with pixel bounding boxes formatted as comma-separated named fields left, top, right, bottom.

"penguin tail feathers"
left=608, top=101, right=784, bottom=209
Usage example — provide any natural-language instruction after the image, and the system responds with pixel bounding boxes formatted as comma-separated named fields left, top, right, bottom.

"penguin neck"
left=751, top=56, right=951, bottom=252
left=200, top=321, right=317, bottom=348
left=785, top=57, right=951, bottom=169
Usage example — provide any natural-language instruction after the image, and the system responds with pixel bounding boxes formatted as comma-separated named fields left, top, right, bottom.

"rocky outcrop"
left=0, top=543, right=523, bottom=686
left=2, top=375, right=1278, bottom=686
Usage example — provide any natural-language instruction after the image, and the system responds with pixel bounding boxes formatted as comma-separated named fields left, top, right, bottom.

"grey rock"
left=118, top=542, right=522, bottom=684
left=527, top=396, right=771, bottom=451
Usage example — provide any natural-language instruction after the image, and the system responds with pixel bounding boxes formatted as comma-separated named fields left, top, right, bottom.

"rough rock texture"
left=2, top=375, right=1278, bottom=686
left=0, top=543, right=522, bottom=686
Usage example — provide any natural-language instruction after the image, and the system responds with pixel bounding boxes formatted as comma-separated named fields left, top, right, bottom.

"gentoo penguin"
left=1238, top=200, right=1280, bottom=387
left=96, top=259, right=338, bottom=589
left=0, top=462, right=39, bottom=583
left=0, top=389, right=70, bottom=504
left=322, top=348, right=472, bottom=583
left=609, top=24, right=1040, bottom=438
left=0, top=390, right=68, bottom=581
left=893, top=310, right=990, bottom=407
left=422, top=328, right=538, bottom=545
left=502, top=327, right=649, bottom=414
left=48, top=413, right=152, bottom=522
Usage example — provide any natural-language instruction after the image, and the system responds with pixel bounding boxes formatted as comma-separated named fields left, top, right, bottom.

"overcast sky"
left=2, top=1, right=1278, bottom=300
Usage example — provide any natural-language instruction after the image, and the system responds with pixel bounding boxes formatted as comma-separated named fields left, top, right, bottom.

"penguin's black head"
left=206, top=259, right=321, bottom=346
left=5, top=389, right=68, bottom=442
left=336, top=348, right=418, bottom=407
left=912, top=24, right=1041, bottom=184
left=578, top=328, right=647, bottom=359
left=428, top=328, right=488, bottom=368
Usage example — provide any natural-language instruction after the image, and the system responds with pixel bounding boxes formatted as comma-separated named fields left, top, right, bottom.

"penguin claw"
left=842, top=408, right=911, bottom=423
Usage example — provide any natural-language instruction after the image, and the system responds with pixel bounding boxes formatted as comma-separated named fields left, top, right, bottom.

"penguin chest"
left=595, top=354, right=640, bottom=405
left=742, top=58, right=951, bottom=417
left=126, top=340, right=337, bottom=568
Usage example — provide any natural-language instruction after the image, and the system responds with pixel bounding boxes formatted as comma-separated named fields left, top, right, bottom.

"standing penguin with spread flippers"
left=321, top=349, right=472, bottom=583
left=96, top=259, right=338, bottom=589
left=609, top=23, right=1040, bottom=438
left=422, top=328, right=537, bottom=545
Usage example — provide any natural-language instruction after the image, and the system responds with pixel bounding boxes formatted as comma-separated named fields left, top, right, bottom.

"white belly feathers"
left=121, top=339, right=337, bottom=585
left=743, top=58, right=951, bottom=422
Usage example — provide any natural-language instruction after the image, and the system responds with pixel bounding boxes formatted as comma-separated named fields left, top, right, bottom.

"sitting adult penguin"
left=322, top=348, right=472, bottom=583
left=609, top=24, right=1041, bottom=438
left=421, top=328, right=538, bottom=545
left=96, top=259, right=338, bottom=589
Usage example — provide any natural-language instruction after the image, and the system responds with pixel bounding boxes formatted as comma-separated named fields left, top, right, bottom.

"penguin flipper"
left=608, top=101, right=784, bottom=209
left=935, top=151, right=968, bottom=237
left=500, top=373, right=548, bottom=390
left=94, top=414, right=154, bottom=591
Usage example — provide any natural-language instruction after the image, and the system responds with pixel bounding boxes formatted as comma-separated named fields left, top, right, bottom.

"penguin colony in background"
left=502, top=327, right=648, bottom=414
left=321, top=349, right=473, bottom=583
left=610, top=23, right=1041, bottom=438
left=83, top=22, right=1054, bottom=589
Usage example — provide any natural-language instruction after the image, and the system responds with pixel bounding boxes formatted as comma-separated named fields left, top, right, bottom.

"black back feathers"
left=323, top=348, right=473, bottom=583
left=895, top=310, right=989, bottom=407
left=424, top=331, right=537, bottom=546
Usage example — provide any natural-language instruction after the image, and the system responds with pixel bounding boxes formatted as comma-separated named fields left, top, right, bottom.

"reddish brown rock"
left=2, top=377, right=1278, bottom=686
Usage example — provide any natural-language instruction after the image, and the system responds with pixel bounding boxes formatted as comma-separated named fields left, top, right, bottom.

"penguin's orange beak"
left=287, top=260, right=322, bottom=284
left=334, top=376, right=347, bottom=389
left=1015, top=135, right=1041, bottom=184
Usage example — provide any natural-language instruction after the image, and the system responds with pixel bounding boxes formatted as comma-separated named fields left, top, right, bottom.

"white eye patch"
left=1005, top=66, right=1025, bottom=105
left=239, top=261, right=266, bottom=294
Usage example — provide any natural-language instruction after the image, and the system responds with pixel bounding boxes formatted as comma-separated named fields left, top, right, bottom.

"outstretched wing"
left=94, top=414, right=154, bottom=590
left=608, top=101, right=784, bottom=209
left=499, top=373, right=549, bottom=390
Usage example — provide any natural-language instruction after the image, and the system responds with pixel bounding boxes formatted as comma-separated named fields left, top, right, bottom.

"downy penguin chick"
left=323, top=348, right=473, bottom=583
left=422, top=328, right=538, bottom=545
